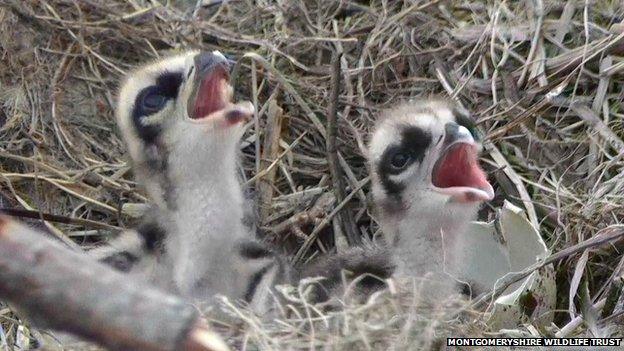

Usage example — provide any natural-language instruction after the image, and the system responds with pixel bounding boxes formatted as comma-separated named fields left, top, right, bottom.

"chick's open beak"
left=187, top=51, right=253, bottom=125
left=431, top=141, right=494, bottom=203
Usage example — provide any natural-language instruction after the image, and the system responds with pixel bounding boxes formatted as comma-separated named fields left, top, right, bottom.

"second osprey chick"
left=368, top=99, right=494, bottom=294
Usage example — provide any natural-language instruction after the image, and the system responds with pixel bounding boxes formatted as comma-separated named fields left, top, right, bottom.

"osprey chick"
left=368, top=99, right=494, bottom=294
left=115, top=50, right=280, bottom=309
left=112, top=50, right=394, bottom=312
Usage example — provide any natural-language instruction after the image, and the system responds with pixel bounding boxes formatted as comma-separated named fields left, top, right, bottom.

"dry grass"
left=0, top=0, right=623, bottom=349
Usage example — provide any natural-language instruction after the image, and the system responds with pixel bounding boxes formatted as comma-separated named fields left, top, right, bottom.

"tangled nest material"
left=0, top=0, right=623, bottom=349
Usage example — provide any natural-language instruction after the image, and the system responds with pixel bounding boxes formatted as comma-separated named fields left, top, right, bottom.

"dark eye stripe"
left=131, top=71, right=183, bottom=144
left=155, top=72, right=184, bottom=98
left=400, top=126, right=431, bottom=164
left=376, top=126, right=431, bottom=197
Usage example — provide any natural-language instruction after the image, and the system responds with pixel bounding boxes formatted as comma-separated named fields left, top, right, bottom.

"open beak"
left=431, top=126, right=494, bottom=203
left=187, top=51, right=253, bottom=126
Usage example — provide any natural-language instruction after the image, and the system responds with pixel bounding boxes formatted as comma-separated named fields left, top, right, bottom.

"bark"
left=0, top=215, right=229, bottom=351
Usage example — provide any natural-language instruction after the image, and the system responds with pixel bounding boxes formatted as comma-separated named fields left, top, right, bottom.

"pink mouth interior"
left=432, top=143, right=491, bottom=193
left=190, top=66, right=229, bottom=120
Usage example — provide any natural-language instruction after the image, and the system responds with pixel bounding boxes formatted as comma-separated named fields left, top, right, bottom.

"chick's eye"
left=390, top=152, right=411, bottom=170
left=141, top=90, right=167, bottom=111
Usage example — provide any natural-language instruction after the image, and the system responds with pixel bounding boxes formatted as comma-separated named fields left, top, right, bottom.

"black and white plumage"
left=114, top=50, right=279, bottom=310
left=368, top=99, right=494, bottom=294
left=106, top=50, right=394, bottom=313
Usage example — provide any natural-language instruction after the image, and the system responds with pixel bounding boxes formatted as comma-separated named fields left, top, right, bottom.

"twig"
left=0, top=215, right=229, bottom=351
left=517, top=0, right=544, bottom=87
left=244, top=132, right=307, bottom=186
left=292, top=177, right=370, bottom=263
left=239, top=53, right=327, bottom=138
left=0, top=207, right=121, bottom=231
left=327, top=51, right=358, bottom=247
left=269, top=192, right=335, bottom=236
left=567, top=100, right=624, bottom=155
left=258, top=99, right=284, bottom=221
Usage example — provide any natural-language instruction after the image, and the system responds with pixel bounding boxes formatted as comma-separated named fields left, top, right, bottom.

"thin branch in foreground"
left=0, top=215, right=229, bottom=351
left=327, top=51, right=359, bottom=247
left=0, top=207, right=122, bottom=230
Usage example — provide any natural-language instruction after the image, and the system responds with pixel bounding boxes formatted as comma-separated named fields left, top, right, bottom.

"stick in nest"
left=327, top=51, right=360, bottom=247
left=0, top=215, right=229, bottom=351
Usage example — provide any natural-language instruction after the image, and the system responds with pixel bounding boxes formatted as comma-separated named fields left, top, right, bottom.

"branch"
left=258, top=99, right=284, bottom=222
left=0, top=215, right=229, bottom=351
left=0, top=207, right=122, bottom=230
left=327, top=51, right=359, bottom=246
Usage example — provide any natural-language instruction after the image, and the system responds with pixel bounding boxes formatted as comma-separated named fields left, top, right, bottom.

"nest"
left=0, top=0, right=623, bottom=349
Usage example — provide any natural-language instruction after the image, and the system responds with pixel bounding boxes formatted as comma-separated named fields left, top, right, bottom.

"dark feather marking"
left=400, top=126, right=432, bottom=166
left=131, top=71, right=183, bottom=144
left=155, top=71, right=184, bottom=97
left=136, top=219, right=167, bottom=252
left=144, top=142, right=176, bottom=210
left=186, top=66, right=194, bottom=79
left=298, top=245, right=395, bottom=302
left=377, top=126, right=431, bottom=198
left=101, top=252, right=139, bottom=272
left=244, top=263, right=274, bottom=302
left=238, top=241, right=274, bottom=259
left=458, top=281, right=474, bottom=298
left=161, top=144, right=177, bottom=210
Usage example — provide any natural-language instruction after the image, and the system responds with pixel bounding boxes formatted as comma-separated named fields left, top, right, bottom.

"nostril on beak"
left=194, top=51, right=230, bottom=73
left=444, top=122, right=474, bottom=143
